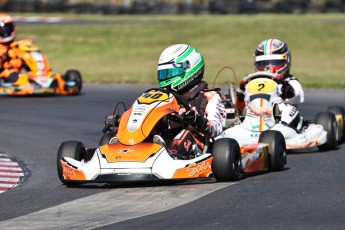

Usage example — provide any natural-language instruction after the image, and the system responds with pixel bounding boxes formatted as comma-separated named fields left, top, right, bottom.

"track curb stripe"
left=0, top=154, right=25, bottom=194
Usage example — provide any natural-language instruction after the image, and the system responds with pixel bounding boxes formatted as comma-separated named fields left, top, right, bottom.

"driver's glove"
left=280, top=80, right=295, bottom=100
left=182, top=110, right=208, bottom=131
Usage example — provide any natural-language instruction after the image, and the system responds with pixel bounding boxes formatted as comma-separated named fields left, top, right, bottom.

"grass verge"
left=14, top=13, right=345, bottom=88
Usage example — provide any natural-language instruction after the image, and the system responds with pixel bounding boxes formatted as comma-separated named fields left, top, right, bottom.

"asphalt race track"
left=0, top=84, right=345, bottom=229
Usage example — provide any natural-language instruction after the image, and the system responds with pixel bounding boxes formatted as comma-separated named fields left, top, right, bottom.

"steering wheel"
left=145, top=88, right=209, bottom=148
left=144, top=88, right=196, bottom=128
left=144, top=88, right=191, bottom=111
left=242, top=71, right=277, bottom=84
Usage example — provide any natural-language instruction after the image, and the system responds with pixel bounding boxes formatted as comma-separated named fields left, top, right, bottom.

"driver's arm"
left=0, top=49, right=23, bottom=79
left=204, top=92, right=226, bottom=137
left=283, top=78, right=304, bottom=105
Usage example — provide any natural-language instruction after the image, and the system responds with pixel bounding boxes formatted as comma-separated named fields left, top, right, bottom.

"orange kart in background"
left=0, top=39, right=82, bottom=96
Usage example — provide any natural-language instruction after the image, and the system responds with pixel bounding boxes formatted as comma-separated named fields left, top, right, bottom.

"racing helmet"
left=0, top=14, right=16, bottom=44
left=157, top=44, right=205, bottom=93
left=254, top=39, right=291, bottom=80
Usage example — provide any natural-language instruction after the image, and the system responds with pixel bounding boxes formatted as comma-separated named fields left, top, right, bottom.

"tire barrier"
left=1, top=0, right=344, bottom=15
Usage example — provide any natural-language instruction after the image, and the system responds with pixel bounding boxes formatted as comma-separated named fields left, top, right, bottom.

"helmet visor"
left=158, top=67, right=185, bottom=81
left=157, top=61, right=189, bottom=81
left=0, top=23, right=14, bottom=38
left=255, top=54, right=287, bottom=69
left=255, top=59, right=286, bottom=69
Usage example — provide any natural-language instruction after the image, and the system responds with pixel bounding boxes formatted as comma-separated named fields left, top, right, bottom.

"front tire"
left=259, top=130, right=286, bottom=171
left=64, top=69, right=82, bottom=95
left=57, top=141, right=86, bottom=185
left=212, top=138, right=242, bottom=182
left=327, top=106, right=345, bottom=144
left=99, top=132, right=113, bottom=146
left=316, top=112, right=337, bottom=151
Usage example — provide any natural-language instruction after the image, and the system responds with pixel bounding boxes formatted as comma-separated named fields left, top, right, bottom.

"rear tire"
left=64, top=69, right=82, bottom=95
left=316, top=112, right=338, bottom=151
left=327, top=106, right=345, bottom=144
left=259, top=130, right=286, bottom=171
left=57, top=141, right=86, bottom=185
left=212, top=138, right=242, bottom=182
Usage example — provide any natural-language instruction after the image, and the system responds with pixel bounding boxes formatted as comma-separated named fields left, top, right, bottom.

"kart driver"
left=0, top=13, right=23, bottom=83
left=157, top=44, right=226, bottom=159
left=236, top=38, right=305, bottom=132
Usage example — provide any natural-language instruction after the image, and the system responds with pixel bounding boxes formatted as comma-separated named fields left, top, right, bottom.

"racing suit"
left=236, top=74, right=305, bottom=131
left=0, top=42, right=23, bottom=82
left=168, top=81, right=226, bottom=159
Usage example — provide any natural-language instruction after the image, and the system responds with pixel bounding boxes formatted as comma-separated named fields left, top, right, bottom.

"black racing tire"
left=316, top=112, right=338, bottom=151
left=64, top=69, right=82, bottom=95
left=99, top=132, right=113, bottom=146
left=57, top=140, right=86, bottom=185
left=259, top=130, right=286, bottom=171
left=212, top=138, right=242, bottom=182
left=327, top=106, right=345, bottom=144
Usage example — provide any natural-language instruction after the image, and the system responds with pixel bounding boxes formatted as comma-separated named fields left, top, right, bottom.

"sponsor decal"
left=243, top=149, right=262, bottom=168
left=187, top=161, right=211, bottom=177
left=115, top=155, right=139, bottom=160
left=134, top=106, right=147, bottom=111
left=62, top=164, right=75, bottom=177
left=250, top=133, right=260, bottom=138
left=252, top=125, right=260, bottom=130
left=289, top=106, right=298, bottom=117
left=177, top=68, right=203, bottom=90
left=61, top=161, right=86, bottom=180
left=115, top=149, right=138, bottom=160
left=117, top=149, right=135, bottom=153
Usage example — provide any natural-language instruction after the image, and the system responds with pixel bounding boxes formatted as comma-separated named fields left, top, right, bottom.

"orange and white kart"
left=219, top=70, right=345, bottom=171
left=57, top=88, right=265, bottom=184
left=58, top=88, right=212, bottom=184
left=0, top=39, right=82, bottom=96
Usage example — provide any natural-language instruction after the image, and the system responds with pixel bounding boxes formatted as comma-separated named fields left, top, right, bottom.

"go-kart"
left=57, top=88, right=278, bottom=184
left=219, top=72, right=345, bottom=154
left=0, top=39, right=82, bottom=96
left=57, top=88, right=213, bottom=184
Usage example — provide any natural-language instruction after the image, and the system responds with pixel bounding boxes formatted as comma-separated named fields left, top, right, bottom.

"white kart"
left=220, top=72, right=344, bottom=152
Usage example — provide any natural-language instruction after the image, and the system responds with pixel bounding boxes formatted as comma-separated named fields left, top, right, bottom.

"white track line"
left=0, top=182, right=235, bottom=230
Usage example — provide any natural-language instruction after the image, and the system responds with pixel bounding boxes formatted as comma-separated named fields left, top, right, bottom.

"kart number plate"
left=247, top=79, right=276, bottom=94
left=138, top=90, right=169, bottom=104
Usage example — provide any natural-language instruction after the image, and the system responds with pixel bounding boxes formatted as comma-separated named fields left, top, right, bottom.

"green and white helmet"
left=157, top=44, right=205, bottom=93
